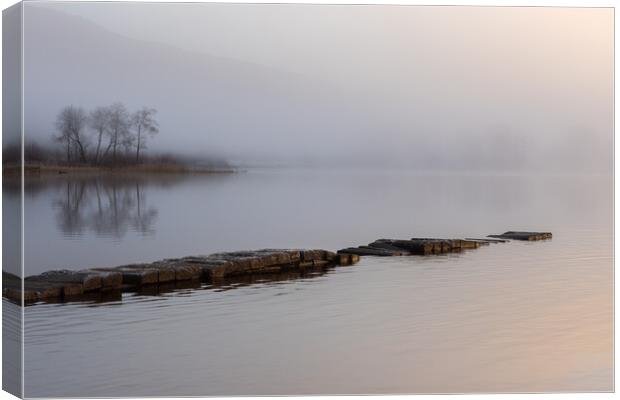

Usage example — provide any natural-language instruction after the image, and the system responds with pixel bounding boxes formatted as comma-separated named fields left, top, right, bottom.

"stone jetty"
left=3, top=249, right=358, bottom=304
left=336, top=230, right=552, bottom=257
left=2, top=231, right=551, bottom=305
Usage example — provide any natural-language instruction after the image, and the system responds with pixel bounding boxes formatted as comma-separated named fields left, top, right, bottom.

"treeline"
left=54, top=103, right=159, bottom=166
left=4, top=102, right=234, bottom=172
left=3, top=141, right=197, bottom=168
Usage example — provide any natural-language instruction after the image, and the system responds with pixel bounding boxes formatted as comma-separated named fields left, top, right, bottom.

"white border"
left=0, top=1, right=616, bottom=400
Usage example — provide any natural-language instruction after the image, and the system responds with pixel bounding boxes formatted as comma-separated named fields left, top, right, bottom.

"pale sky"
left=12, top=3, right=615, bottom=171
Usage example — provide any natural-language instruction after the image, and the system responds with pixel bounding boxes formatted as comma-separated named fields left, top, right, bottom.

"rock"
left=260, top=249, right=301, bottom=263
left=460, top=240, right=481, bottom=249
left=324, top=251, right=337, bottom=262
left=60, top=283, right=84, bottom=297
left=36, top=269, right=102, bottom=292
left=81, top=269, right=123, bottom=289
left=367, top=241, right=412, bottom=255
left=24, top=281, right=64, bottom=300
left=374, top=239, right=434, bottom=255
left=337, top=253, right=352, bottom=265
left=361, top=245, right=408, bottom=256
left=171, top=263, right=202, bottom=281
left=180, top=256, right=232, bottom=280
left=254, top=249, right=294, bottom=266
left=465, top=238, right=509, bottom=243
left=338, top=247, right=396, bottom=256
left=488, top=231, right=552, bottom=241
left=300, top=249, right=326, bottom=262
left=115, top=265, right=159, bottom=285
left=147, top=263, right=177, bottom=283
left=461, top=240, right=490, bottom=246
left=3, top=272, right=66, bottom=302
left=207, top=253, right=265, bottom=274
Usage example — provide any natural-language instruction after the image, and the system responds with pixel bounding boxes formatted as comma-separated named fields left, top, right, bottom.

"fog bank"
left=16, top=4, right=614, bottom=173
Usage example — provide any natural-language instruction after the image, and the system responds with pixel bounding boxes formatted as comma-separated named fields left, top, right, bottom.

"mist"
left=17, top=3, right=613, bottom=173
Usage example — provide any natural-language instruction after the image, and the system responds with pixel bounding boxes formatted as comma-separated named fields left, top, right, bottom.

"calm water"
left=7, top=169, right=613, bottom=396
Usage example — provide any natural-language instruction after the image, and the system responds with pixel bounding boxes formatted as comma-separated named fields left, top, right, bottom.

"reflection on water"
left=17, top=170, right=613, bottom=275
left=15, top=169, right=613, bottom=396
left=51, top=177, right=158, bottom=238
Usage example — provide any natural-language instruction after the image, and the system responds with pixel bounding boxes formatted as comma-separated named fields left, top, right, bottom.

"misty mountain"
left=19, top=4, right=613, bottom=172
left=24, top=6, right=378, bottom=165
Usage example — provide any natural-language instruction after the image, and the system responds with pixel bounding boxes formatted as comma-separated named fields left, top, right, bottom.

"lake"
left=5, top=168, right=613, bottom=396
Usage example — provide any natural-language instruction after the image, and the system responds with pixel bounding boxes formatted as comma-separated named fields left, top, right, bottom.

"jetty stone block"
left=300, top=249, right=326, bottom=262
left=337, top=247, right=395, bottom=256
left=171, top=263, right=202, bottom=281
left=37, top=269, right=102, bottom=292
left=181, top=257, right=233, bottom=280
left=25, top=282, right=64, bottom=300
left=488, top=231, right=552, bottom=241
left=147, top=263, right=177, bottom=283
left=81, top=269, right=123, bottom=289
left=338, top=253, right=352, bottom=265
left=116, top=265, right=159, bottom=285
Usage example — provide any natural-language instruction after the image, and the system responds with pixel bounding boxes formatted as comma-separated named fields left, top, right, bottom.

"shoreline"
left=3, top=163, right=239, bottom=176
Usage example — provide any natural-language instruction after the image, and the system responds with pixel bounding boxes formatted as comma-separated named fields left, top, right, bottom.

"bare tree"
left=102, top=102, right=131, bottom=164
left=55, top=105, right=88, bottom=163
left=131, top=107, right=159, bottom=163
left=88, top=106, right=111, bottom=164
left=120, top=131, right=136, bottom=158
left=52, top=103, right=162, bottom=166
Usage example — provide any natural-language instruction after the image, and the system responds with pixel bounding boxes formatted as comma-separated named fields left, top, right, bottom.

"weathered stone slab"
left=3, top=272, right=67, bottom=302
left=207, top=253, right=265, bottom=274
left=337, top=253, right=353, bottom=265
left=253, top=250, right=293, bottom=266
left=460, top=240, right=481, bottom=249
left=82, top=269, right=123, bottom=289
left=170, top=263, right=202, bottom=281
left=24, top=276, right=84, bottom=298
left=256, top=249, right=301, bottom=263
left=23, top=278, right=82, bottom=299
left=300, top=249, right=327, bottom=262
left=461, top=240, right=490, bottom=246
left=368, top=241, right=412, bottom=255
left=115, top=265, right=159, bottom=285
left=37, top=269, right=102, bottom=292
left=465, top=238, right=509, bottom=243
left=140, top=263, right=175, bottom=283
left=488, top=231, right=552, bottom=241
left=338, top=247, right=396, bottom=256
left=24, top=282, right=64, bottom=301
left=360, top=245, right=408, bottom=256
left=343, top=237, right=492, bottom=257
left=182, top=257, right=233, bottom=280
left=374, top=239, right=434, bottom=255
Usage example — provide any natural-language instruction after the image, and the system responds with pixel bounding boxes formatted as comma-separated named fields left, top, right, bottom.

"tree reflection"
left=53, top=178, right=158, bottom=238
